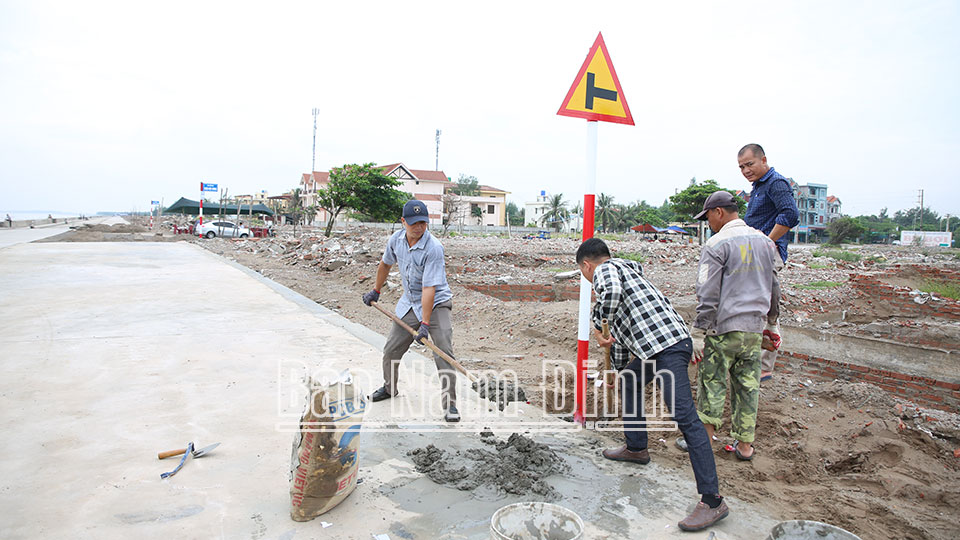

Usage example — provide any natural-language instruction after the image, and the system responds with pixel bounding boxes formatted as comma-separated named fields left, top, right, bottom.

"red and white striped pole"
left=198, top=182, right=204, bottom=237
left=574, top=120, right=598, bottom=424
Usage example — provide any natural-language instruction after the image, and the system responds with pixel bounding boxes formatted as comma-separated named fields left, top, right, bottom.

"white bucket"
left=490, top=502, right=584, bottom=540
left=766, top=520, right=862, bottom=540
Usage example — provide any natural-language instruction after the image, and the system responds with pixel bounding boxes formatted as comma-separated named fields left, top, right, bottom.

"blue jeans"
left=620, top=338, right=719, bottom=496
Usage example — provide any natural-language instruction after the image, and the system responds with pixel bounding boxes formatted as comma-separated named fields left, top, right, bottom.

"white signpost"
left=557, top=33, right=634, bottom=423
left=199, top=183, right=218, bottom=237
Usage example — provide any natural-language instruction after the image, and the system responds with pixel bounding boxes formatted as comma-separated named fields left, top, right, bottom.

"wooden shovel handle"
left=601, top=318, right=611, bottom=371
left=370, top=302, right=476, bottom=383
left=158, top=448, right=187, bottom=460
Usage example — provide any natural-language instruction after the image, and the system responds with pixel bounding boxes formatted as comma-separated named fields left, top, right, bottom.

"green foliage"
left=920, top=279, right=960, bottom=300
left=596, top=193, right=616, bottom=232
left=669, top=179, right=746, bottom=219
left=812, top=249, right=861, bottom=262
left=449, top=174, right=480, bottom=196
left=618, top=252, right=647, bottom=264
left=806, top=262, right=830, bottom=269
left=506, top=202, right=524, bottom=226
left=893, top=206, right=941, bottom=231
left=317, top=162, right=405, bottom=237
left=635, top=207, right=665, bottom=228
left=825, top=216, right=865, bottom=245
left=540, top=193, right=569, bottom=231
left=792, top=281, right=843, bottom=290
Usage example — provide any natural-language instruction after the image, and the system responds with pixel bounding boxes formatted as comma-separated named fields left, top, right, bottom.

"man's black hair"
left=720, top=204, right=740, bottom=214
left=576, top=237, right=610, bottom=264
left=738, top=143, right=765, bottom=158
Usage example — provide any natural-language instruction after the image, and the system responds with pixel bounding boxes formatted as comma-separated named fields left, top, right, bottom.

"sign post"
left=199, top=183, right=218, bottom=237
left=557, top=32, right=633, bottom=424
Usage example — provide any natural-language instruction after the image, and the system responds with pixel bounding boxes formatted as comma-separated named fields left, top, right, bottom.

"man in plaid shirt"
left=739, top=143, right=799, bottom=380
left=577, top=238, right=728, bottom=532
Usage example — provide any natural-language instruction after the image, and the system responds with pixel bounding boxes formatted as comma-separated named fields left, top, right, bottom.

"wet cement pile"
left=472, top=376, right=526, bottom=411
left=407, top=433, right=568, bottom=499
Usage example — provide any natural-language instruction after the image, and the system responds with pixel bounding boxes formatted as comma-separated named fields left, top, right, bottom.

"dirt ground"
left=45, top=218, right=960, bottom=539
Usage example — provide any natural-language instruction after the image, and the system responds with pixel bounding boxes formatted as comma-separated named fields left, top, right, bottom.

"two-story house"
left=299, top=163, right=450, bottom=225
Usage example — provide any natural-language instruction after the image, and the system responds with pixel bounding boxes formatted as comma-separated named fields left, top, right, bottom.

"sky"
left=1, top=0, right=958, bottom=218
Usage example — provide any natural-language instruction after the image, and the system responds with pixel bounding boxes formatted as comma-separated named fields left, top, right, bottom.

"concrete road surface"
left=0, top=241, right=780, bottom=539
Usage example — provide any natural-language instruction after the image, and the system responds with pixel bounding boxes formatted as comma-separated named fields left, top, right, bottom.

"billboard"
left=900, top=231, right=952, bottom=247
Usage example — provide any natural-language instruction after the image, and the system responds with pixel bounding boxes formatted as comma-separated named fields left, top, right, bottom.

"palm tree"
left=596, top=193, right=615, bottom=232
left=540, top=193, right=569, bottom=232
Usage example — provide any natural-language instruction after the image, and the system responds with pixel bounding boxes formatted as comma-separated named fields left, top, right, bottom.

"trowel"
left=157, top=442, right=221, bottom=460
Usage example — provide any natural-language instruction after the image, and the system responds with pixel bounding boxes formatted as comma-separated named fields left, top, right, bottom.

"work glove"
left=762, top=326, right=781, bottom=351
left=691, top=327, right=716, bottom=364
left=415, top=322, right=429, bottom=344
left=362, top=289, right=380, bottom=306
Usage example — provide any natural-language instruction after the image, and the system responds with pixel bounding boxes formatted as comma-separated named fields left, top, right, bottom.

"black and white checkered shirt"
left=592, top=258, right=690, bottom=368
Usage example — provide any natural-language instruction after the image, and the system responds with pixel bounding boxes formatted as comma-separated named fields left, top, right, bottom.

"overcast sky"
left=1, top=0, right=957, bottom=218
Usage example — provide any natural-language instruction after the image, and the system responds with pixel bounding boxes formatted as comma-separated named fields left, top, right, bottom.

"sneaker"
left=601, top=445, right=650, bottom=465
left=371, top=387, right=394, bottom=402
left=678, top=500, right=729, bottom=532
left=445, top=405, right=460, bottom=423
left=675, top=437, right=689, bottom=452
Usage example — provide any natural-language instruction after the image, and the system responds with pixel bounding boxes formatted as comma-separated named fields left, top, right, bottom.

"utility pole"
left=435, top=129, right=442, bottom=171
left=311, top=108, right=320, bottom=172
left=914, top=189, right=923, bottom=230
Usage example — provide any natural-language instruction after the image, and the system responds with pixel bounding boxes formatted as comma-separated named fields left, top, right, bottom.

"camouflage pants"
left=696, top=331, right=762, bottom=443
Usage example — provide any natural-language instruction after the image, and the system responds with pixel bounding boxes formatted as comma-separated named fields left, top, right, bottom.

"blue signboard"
left=202, top=183, right=219, bottom=192
left=151, top=200, right=159, bottom=205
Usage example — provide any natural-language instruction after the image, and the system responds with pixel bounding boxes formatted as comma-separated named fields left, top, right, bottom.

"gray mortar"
left=407, top=433, right=569, bottom=500
left=472, top=376, right=527, bottom=411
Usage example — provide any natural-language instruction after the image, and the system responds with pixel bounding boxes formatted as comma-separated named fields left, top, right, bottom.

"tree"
left=506, top=202, right=524, bottom=227
left=825, top=216, right=865, bottom=245
left=540, top=193, right=569, bottom=231
left=289, top=188, right=305, bottom=235
left=670, top=179, right=745, bottom=244
left=635, top=207, right=666, bottom=228
left=596, top=193, right=616, bottom=232
left=316, top=162, right=405, bottom=237
left=669, top=179, right=746, bottom=218
left=449, top=174, right=480, bottom=196
left=471, top=205, right=483, bottom=225
left=442, top=174, right=482, bottom=235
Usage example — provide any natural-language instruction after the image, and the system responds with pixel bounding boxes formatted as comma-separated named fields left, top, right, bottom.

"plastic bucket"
left=490, top=502, right=584, bottom=540
left=766, top=520, right=862, bottom=540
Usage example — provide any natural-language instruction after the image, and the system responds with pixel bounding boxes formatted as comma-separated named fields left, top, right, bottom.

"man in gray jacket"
left=692, top=191, right=782, bottom=460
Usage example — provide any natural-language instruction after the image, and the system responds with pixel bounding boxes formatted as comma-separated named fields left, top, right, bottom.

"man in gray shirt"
left=362, top=200, right=459, bottom=422
left=692, top=191, right=782, bottom=460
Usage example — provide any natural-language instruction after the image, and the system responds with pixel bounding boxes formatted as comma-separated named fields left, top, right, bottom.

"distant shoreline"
left=1, top=211, right=82, bottom=221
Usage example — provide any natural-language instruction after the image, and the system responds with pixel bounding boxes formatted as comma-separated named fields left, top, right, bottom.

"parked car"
left=197, top=220, right=251, bottom=239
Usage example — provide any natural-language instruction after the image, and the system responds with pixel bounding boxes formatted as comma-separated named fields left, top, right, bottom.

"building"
left=791, top=180, right=828, bottom=242
left=298, top=163, right=450, bottom=225
left=524, top=191, right=552, bottom=227
left=446, top=184, right=510, bottom=227
left=740, top=181, right=839, bottom=243
left=826, top=196, right=842, bottom=223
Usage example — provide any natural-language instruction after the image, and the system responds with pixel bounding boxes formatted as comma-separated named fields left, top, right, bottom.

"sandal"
left=734, top=443, right=754, bottom=461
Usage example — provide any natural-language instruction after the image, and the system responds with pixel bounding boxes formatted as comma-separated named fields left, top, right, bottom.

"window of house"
left=487, top=204, right=495, bottom=214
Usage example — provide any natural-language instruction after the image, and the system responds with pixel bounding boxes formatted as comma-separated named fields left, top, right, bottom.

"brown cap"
left=694, top=191, right=737, bottom=220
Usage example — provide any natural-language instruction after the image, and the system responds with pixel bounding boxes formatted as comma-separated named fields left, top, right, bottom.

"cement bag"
left=290, top=370, right=366, bottom=521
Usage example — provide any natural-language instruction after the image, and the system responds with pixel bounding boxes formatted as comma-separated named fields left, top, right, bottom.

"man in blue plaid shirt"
left=739, top=143, right=799, bottom=380
left=577, top=238, right=728, bottom=532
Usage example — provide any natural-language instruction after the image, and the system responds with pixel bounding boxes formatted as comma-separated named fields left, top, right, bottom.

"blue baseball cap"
left=402, top=200, right=429, bottom=224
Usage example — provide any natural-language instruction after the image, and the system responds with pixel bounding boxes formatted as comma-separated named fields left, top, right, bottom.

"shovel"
left=369, top=301, right=526, bottom=410
left=369, top=302, right=476, bottom=383
left=158, top=442, right=221, bottom=460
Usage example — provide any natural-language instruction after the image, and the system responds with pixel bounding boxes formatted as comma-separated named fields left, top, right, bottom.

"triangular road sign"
left=557, top=33, right=634, bottom=125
